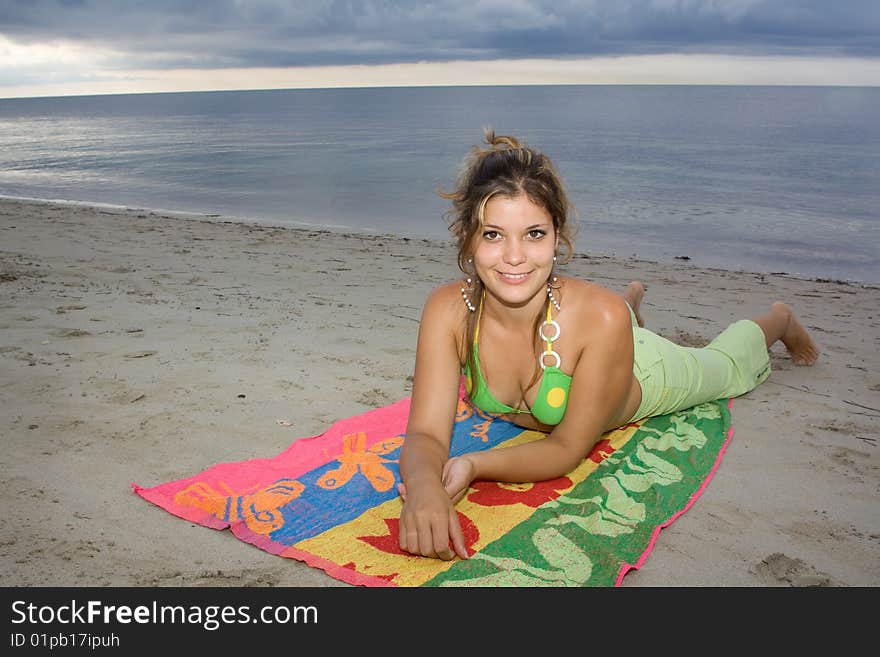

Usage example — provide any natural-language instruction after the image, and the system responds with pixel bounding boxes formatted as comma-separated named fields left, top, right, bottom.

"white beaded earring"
left=461, top=277, right=476, bottom=312
left=547, top=281, right=560, bottom=311
left=461, top=258, right=476, bottom=312
left=547, top=254, right=560, bottom=311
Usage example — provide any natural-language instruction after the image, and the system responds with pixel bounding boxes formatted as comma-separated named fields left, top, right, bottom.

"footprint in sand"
left=356, top=388, right=391, bottom=407
left=753, top=552, right=836, bottom=587
left=51, top=328, right=92, bottom=338
left=55, top=305, right=87, bottom=314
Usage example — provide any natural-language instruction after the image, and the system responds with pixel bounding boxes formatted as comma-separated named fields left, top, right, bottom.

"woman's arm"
left=444, top=294, right=635, bottom=497
left=398, top=284, right=469, bottom=560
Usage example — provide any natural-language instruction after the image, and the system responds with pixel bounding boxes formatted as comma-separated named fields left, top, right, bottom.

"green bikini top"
left=463, top=295, right=572, bottom=426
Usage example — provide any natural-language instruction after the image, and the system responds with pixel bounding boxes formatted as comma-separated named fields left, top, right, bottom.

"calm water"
left=1, top=85, right=878, bottom=284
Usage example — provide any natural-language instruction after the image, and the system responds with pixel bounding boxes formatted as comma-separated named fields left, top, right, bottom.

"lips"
left=497, top=271, right=532, bottom=284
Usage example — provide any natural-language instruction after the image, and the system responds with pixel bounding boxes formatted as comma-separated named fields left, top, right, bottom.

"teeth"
left=501, top=273, right=528, bottom=279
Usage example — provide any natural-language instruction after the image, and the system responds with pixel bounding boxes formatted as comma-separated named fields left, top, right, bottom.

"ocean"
left=1, top=85, right=878, bottom=284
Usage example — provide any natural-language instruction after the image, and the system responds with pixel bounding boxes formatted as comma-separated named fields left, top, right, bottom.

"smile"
left=497, top=271, right=532, bottom=283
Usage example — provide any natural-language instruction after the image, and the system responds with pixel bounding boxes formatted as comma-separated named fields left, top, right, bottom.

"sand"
left=1, top=196, right=877, bottom=588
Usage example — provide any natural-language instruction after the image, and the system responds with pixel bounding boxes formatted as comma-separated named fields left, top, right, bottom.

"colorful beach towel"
left=133, top=392, right=733, bottom=586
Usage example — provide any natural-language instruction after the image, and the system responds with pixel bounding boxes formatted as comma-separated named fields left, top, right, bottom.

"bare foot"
left=623, top=280, right=646, bottom=327
left=774, top=302, right=820, bottom=365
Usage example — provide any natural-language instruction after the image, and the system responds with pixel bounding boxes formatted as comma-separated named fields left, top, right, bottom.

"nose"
left=503, top=238, right=526, bottom=266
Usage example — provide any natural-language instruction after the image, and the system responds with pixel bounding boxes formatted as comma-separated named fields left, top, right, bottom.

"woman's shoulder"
left=418, top=281, right=470, bottom=362
left=425, top=279, right=469, bottom=304
left=559, top=276, right=631, bottom=328
left=421, top=280, right=471, bottom=322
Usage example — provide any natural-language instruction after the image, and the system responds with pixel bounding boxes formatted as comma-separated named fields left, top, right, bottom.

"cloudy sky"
left=1, top=0, right=878, bottom=98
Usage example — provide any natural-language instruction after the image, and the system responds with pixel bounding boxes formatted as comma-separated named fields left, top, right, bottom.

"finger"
left=441, top=460, right=463, bottom=499
left=441, top=458, right=453, bottom=485
left=418, top=517, right=441, bottom=559
left=432, top=522, right=455, bottom=561
left=399, top=511, right=423, bottom=556
left=448, top=508, right=468, bottom=560
left=398, top=513, right=410, bottom=553
left=444, top=474, right=470, bottom=504
left=450, top=486, right=467, bottom=505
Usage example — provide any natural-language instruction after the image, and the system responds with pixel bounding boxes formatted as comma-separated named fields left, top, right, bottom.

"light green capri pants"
left=627, top=305, right=771, bottom=423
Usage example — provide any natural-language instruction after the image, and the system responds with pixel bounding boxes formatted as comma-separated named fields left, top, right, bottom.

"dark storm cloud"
left=2, top=0, right=878, bottom=69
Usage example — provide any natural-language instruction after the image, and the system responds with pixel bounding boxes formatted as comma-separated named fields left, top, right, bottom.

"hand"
left=397, top=454, right=476, bottom=505
left=398, top=479, right=468, bottom=560
left=441, top=455, right=476, bottom=505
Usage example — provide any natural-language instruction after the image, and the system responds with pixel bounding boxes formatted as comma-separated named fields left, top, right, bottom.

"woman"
left=398, top=129, right=819, bottom=561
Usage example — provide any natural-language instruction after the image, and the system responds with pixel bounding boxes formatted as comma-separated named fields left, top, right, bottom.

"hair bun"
left=483, top=127, right=523, bottom=151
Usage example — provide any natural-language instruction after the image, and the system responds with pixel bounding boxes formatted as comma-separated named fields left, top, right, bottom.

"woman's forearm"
left=468, top=434, right=591, bottom=484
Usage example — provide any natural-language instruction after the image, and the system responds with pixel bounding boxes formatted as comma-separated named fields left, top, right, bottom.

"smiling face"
left=472, top=193, right=557, bottom=309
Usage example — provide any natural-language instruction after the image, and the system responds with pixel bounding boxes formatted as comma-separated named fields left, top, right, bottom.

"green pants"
left=627, top=305, right=771, bottom=422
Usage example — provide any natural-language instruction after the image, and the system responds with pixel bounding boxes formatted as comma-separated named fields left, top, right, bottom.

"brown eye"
left=483, top=231, right=500, bottom=241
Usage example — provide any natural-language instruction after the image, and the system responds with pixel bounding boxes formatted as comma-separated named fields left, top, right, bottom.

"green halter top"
left=463, top=295, right=572, bottom=426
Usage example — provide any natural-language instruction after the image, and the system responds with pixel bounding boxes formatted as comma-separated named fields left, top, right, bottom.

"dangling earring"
left=547, top=254, right=560, bottom=311
left=550, top=255, right=560, bottom=285
left=461, top=276, right=476, bottom=313
left=461, top=258, right=476, bottom=312
left=547, top=281, right=560, bottom=311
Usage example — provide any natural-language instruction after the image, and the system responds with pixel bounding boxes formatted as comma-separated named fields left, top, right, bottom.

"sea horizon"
left=5, top=81, right=878, bottom=102
left=2, top=84, right=878, bottom=284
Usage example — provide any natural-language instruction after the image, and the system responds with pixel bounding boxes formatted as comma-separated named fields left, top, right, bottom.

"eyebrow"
left=483, top=222, right=551, bottom=230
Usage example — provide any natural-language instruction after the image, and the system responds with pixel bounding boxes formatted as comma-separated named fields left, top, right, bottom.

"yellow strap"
left=475, top=291, right=484, bottom=342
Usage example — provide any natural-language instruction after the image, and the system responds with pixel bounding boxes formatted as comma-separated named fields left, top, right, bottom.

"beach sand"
left=1, top=196, right=878, bottom=587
